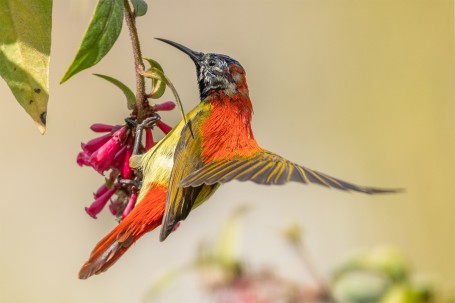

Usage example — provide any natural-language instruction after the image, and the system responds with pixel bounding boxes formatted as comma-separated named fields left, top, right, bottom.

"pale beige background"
left=0, top=1, right=454, bottom=302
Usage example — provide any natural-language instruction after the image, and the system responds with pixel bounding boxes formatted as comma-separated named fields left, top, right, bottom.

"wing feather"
left=217, top=160, right=262, bottom=183
left=186, top=161, right=228, bottom=185
left=292, top=164, right=310, bottom=184
left=202, top=160, right=252, bottom=185
left=180, top=150, right=400, bottom=194
left=231, top=160, right=269, bottom=182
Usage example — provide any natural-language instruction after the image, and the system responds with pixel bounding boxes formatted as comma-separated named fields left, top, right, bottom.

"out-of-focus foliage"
left=332, top=247, right=409, bottom=283
left=145, top=207, right=325, bottom=303
left=379, top=285, right=433, bottom=303
left=283, top=223, right=303, bottom=245
left=331, top=246, right=433, bottom=303
left=146, top=214, right=454, bottom=303
left=145, top=206, right=250, bottom=301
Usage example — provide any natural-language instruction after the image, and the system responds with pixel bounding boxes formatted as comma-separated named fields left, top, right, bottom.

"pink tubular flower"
left=108, top=197, right=123, bottom=216
left=94, top=183, right=109, bottom=198
left=145, top=128, right=154, bottom=151
left=88, top=127, right=127, bottom=174
left=122, top=191, right=137, bottom=219
left=111, top=145, right=127, bottom=170
left=77, top=151, right=91, bottom=167
left=154, top=101, right=176, bottom=111
left=85, top=185, right=117, bottom=219
left=78, top=98, right=176, bottom=220
left=81, top=133, right=112, bottom=154
left=156, top=120, right=172, bottom=134
left=121, top=146, right=133, bottom=179
left=108, top=204, right=118, bottom=216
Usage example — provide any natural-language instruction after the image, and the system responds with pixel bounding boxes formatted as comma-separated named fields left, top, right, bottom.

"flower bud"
left=90, top=123, right=115, bottom=133
left=154, top=101, right=176, bottom=111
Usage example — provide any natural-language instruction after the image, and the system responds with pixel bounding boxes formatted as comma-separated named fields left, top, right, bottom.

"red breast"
left=201, top=93, right=262, bottom=163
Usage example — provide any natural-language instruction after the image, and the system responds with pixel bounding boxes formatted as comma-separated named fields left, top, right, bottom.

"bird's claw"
left=117, top=177, right=141, bottom=189
left=140, top=113, right=161, bottom=128
left=125, top=117, right=137, bottom=127
left=131, top=113, right=162, bottom=155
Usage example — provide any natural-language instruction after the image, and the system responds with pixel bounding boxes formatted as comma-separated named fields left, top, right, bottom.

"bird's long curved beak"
left=155, top=38, right=203, bottom=66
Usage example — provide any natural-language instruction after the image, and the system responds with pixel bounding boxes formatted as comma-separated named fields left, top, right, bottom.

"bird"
left=78, top=39, right=400, bottom=279
left=155, top=38, right=400, bottom=241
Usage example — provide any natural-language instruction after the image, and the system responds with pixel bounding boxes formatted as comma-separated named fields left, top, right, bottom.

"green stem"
left=291, top=240, right=330, bottom=299
left=123, top=0, right=147, bottom=122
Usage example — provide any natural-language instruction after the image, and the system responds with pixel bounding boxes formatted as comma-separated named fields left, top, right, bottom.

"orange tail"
left=79, top=186, right=167, bottom=279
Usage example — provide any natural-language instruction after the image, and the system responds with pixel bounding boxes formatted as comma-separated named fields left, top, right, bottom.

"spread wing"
left=160, top=110, right=219, bottom=241
left=180, top=150, right=401, bottom=194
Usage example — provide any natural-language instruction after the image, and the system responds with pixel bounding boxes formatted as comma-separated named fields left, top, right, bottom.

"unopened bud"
left=154, top=101, right=176, bottom=111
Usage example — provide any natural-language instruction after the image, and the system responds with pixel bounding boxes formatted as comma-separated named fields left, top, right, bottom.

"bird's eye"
left=208, top=59, right=217, bottom=67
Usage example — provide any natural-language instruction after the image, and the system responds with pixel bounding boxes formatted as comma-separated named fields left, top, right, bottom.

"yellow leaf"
left=0, top=0, right=52, bottom=134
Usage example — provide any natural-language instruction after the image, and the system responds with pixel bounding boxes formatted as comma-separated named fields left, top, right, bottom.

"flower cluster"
left=77, top=101, right=176, bottom=221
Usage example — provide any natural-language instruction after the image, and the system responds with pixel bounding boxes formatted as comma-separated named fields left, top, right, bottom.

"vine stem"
left=123, top=0, right=147, bottom=122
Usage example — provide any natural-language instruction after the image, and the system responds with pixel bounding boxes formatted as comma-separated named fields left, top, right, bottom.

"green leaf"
left=0, top=0, right=52, bottom=134
left=93, top=74, right=135, bottom=109
left=131, top=0, right=147, bottom=17
left=143, top=58, right=166, bottom=99
left=60, top=0, right=123, bottom=84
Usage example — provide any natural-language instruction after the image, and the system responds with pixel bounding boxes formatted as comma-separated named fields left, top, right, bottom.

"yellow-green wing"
left=180, top=150, right=401, bottom=194
left=160, top=109, right=219, bottom=241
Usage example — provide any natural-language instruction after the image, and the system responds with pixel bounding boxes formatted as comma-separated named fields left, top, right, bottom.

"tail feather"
left=79, top=186, right=167, bottom=279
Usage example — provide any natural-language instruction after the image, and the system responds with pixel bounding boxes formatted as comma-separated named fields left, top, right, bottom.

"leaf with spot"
left=60, top=0, right=123, bottom=84
left=93, top=74, right=135, bottom=109
left=0, top=0, right=52, bottom=134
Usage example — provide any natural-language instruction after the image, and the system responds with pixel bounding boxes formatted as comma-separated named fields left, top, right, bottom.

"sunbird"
left=156, top=39, right=399, bottom=241
left=78, top=39, right=399, bottom=279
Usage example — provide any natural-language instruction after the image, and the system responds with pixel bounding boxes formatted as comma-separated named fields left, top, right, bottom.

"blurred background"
left=0, top=0, right=454, bottom=302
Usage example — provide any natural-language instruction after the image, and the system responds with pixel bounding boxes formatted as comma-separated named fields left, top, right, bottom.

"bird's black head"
left=156, top=38, right=247, bottom=100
